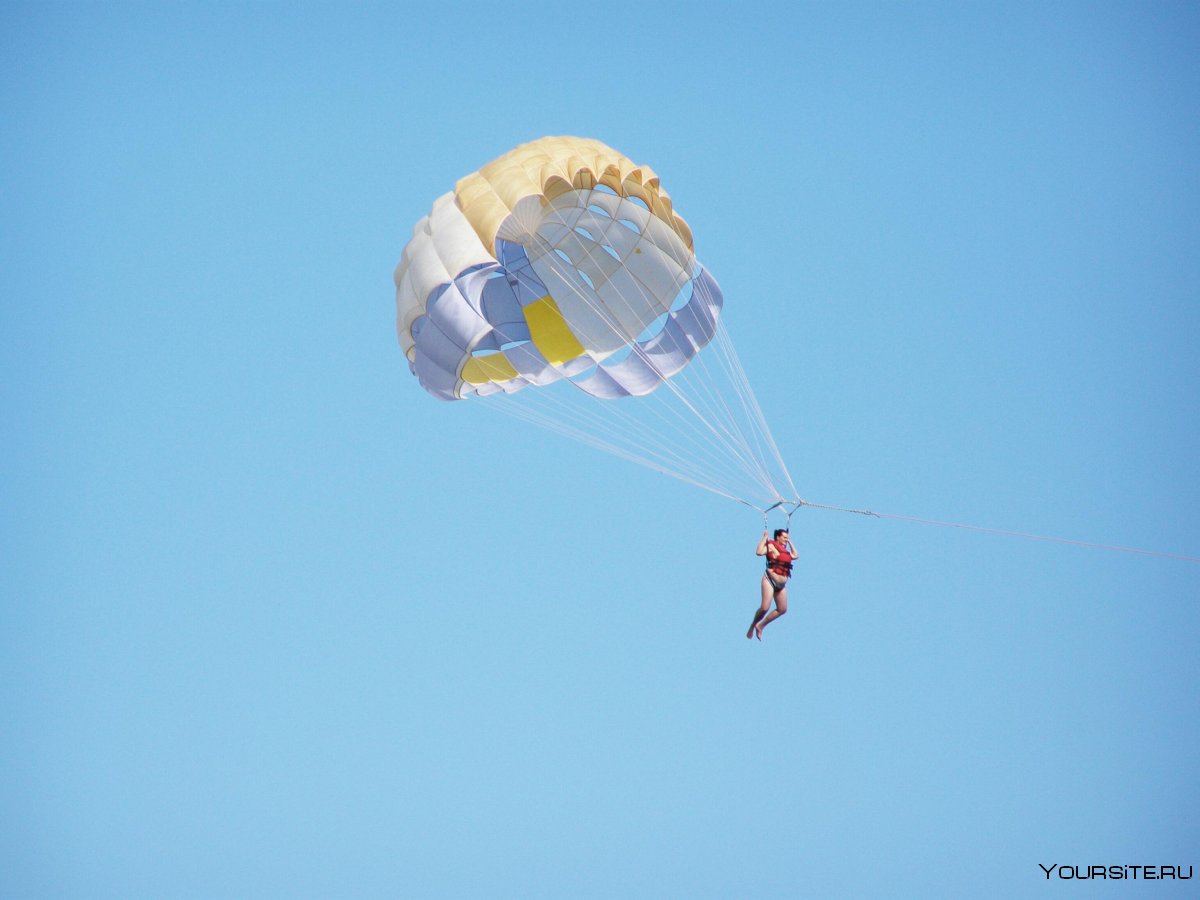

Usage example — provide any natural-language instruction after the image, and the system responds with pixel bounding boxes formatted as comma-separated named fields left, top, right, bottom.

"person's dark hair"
left=773, top=528, right=789, bottom=540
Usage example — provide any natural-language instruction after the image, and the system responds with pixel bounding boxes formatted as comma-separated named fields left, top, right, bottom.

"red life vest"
left=765, top=539, right=794, bottom=577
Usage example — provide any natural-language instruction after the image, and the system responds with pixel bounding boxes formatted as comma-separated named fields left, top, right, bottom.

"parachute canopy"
left=395, top=136, right=722, bottom=402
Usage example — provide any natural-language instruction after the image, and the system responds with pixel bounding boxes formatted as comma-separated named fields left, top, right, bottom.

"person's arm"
left=755, top=531, right=769, bottom=556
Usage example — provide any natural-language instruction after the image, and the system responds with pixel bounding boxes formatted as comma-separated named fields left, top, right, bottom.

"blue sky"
left=3, top=2, right=1198, bottom=897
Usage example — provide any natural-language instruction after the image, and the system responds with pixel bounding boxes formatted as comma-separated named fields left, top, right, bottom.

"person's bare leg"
left=758, top=588, right=788, bottom=635
left=746, top=608, right=767, bottom=640
left=746, top=575, right=774, bottom=639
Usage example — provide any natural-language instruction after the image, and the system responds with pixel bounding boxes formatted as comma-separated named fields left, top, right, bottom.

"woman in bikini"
left=746, top=528, right=795, bottom=640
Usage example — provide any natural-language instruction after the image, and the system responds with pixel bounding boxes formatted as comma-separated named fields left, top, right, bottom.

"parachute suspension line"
left=596, top=314, right=785, bottom=503
left=635, top=328, right=780, bottom=500
left=696, top=318, right=798, bottom=504
left=515, top=312, right=776, bottom=502
left=499, top=214, right=794, bottom=508
left=480, top=377, right=759, bottom=505
left=481, top=397, right=756, bottom=505
left=666, top=288, right=783, bottom=494
left=495, top=329, right=776, bottom=506
left=480, top=270, right=747, bottom=499
left=761, top=499, right=805, bottom=530
left=710, top=318, right=799, bottom=501
left=660, top=316, right=795, bottom=502
left=581, top=275, right=776, bottom=496
left=677, top=311, right=798, bottom=501
left=794, top=500, right=1200, bottom=563
left=481, top=304, right=776, bottom=505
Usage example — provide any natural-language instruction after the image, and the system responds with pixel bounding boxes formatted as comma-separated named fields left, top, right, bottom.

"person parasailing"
left=747, top=527, right=796, bottom=640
